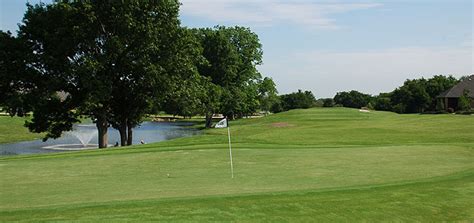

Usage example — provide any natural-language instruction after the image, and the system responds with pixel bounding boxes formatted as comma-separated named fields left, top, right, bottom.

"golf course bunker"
left=271, top=122, right=295, bottom=128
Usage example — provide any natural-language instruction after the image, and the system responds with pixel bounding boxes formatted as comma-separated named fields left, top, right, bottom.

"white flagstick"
left=215, top=118, right=234, bottom=178
left=227, top=124, right=234, bottom=178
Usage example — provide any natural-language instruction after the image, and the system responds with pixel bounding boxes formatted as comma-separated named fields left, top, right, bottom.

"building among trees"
left=437, top=75, right=474, bottom=111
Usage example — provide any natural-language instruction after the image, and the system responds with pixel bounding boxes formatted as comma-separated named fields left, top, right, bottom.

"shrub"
left=333, top=90, right=373, bottom=109
left=458, top=90, right=472, bottom=111
left=322, top=98, right=334, bottom=107
left=279, top=90, right=316, bottom=111
left=456, top=110, right=474, bottom=115
left=366, top=102, right=374, bottom=110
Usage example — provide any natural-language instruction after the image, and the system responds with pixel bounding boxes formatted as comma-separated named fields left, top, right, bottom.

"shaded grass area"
left=0, top=108, right=473, bottom=221
left=0, top=115, right=43, bottom=144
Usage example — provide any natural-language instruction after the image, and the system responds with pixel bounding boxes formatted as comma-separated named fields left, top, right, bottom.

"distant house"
left=437, top=75, right=474, bottom=111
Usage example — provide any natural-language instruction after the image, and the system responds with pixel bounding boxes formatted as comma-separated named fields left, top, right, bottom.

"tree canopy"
left=271, top=90, right=316, bottom=113
left=193, top=26, right=269, bottom=126
left=330, top=76, right=459, bottom=114
left=0, top=1, right=276, bottom=145
left=1, top=1, right=191, bottom=147
left=386, top=75, right=458, bottom=113
left=333, top=90, right=373, bottom=109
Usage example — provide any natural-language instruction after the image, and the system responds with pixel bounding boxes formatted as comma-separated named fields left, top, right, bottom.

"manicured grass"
left=0, top=115, right=43, bottom=144
left=0, top=108, right=473, bottom=221
left=1, top=171, right=472, bottom=222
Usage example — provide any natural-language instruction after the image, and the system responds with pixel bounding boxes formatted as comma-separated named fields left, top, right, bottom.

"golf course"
left=0, top=107, right=473, bottom=221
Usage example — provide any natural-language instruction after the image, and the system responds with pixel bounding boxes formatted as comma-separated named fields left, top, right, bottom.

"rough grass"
left=0, top=108, right=473, bottom=221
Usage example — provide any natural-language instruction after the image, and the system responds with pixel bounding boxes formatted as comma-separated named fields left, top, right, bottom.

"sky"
left=1, top=0, right=473, bottom=98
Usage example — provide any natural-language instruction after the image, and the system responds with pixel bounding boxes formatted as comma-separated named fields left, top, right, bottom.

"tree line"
left=0, top=1, right=277, bottom=148
left=329, top=75, right=471, bottom=113
left=266, top=75, right=471, bottom=115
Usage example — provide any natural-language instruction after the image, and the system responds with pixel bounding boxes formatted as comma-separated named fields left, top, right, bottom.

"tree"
left=424, top=75, right=458, bottom=110
left=162, top=75, right=209, bottom=119
left=6, top=2, right=94, bottom=142
left=200, top=81, right=223, bottom=128
left=109, top=25, right=201, bottom=146
left=5, top=1, right=184, bottom=148
left=373, top=93, right=392, bottom=111
left=322, top=98, right=335, bottom=107
left=270, top=98, right=283, bottom=113
left=257, top=77, right=278, bottom=113
left=194, top=26, right=264, bottom=127
left=278, top=90, right=316, bottom=111
left=383, top=76, right=458, bottom=114
left=458, top=90, right=472, bottom=111
left=333, top=90, right=373, bottom=109
left=0, top=31, right=37, bottom=116
left=390, top=79, right=430, bottom=113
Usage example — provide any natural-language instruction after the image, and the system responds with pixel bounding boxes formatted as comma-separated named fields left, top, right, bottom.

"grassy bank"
left=0, top=108, right=473, bottom=221
left=0, top=115, right=43, bottom=144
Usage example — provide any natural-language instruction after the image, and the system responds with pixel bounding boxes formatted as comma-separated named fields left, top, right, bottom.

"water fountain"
left=69, top=129, right=97, bottom=147
left=1, top=122, right=200, bottom=156
left=42, top=127, right=98, bottom=151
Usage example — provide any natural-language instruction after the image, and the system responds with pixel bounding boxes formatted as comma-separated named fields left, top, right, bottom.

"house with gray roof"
left=437, top=75, right=474, bottom=111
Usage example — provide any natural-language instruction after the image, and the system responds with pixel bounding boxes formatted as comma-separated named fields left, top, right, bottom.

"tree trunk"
left=205, top=112, right=213, bottom=128
left=118, top=122, right=127, bottom=146
left=127, top=122, right=133, bottom=146
left=96, top=116, right=108, bottom=148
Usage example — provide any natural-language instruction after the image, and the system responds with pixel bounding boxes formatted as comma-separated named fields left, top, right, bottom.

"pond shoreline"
left=0, top=121, right=200, bottom=157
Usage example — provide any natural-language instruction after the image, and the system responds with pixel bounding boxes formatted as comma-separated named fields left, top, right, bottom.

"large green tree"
left=194, top=26, right=264, bottom=127
left=3, top=1, right=184, bottom=147
left=108, top=25, right=200, bottom=146
left=0, top=31, right=37, bottom=116
left=160, top=28, right=208, bottom=120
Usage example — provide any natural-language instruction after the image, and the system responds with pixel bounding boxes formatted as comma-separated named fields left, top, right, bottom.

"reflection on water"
left=0, top=122, right=199, bottom=156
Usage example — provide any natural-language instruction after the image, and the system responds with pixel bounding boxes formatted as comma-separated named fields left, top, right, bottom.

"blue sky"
left=1, top=0, right=472, bottom=97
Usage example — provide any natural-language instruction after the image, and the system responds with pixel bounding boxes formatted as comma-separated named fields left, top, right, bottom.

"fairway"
left=1, top=108, right=473, bottom=221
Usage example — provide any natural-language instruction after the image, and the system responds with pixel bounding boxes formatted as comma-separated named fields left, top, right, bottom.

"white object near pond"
left=68, top=128, right=98, bottom=147
left=42, top=144, right=97, bottom=151
left=43, top=128, right=98, bottom=150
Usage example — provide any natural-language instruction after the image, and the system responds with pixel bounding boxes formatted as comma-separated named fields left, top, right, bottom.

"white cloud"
left=259, top=46, right=474, bottom=97
left=179, top=0, right=381, bottom=29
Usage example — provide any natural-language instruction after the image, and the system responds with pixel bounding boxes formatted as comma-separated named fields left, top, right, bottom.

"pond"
left=0, top=122, right=200, bottom=156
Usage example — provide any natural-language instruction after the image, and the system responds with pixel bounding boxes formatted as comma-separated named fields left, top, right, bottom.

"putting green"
left=0, top=108, right=473, bottom=221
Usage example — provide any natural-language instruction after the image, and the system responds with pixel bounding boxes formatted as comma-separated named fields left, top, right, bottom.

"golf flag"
left=215, top=118, right=234, bottom=178
left=215, top=118, right=228, bottom=128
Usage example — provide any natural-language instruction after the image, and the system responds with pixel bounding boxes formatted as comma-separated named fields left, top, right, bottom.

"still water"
left=0, top=122, right=199, bottom=156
